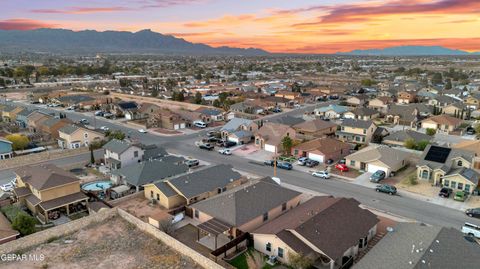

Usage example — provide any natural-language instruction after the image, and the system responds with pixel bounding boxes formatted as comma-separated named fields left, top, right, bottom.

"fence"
left=210, top=232, right=250, bottom=261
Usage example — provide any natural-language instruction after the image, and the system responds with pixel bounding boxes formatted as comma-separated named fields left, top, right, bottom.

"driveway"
left=353, top=172, right=373, bottom=186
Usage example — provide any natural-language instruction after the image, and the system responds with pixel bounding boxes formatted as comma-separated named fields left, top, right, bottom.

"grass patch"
left=1, top=205, right=31, bottom=222
left=229, top=250, right=249, bottom=269
left=400, top=172, right=418, bottom=186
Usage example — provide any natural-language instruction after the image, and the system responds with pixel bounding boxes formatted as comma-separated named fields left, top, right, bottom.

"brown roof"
left=256, top=122, right=293, bottom=146
left=453, top=140, right=480, bottom=155
left=254, top=196, right=379, bottom=261
left=0, top=213, right=19, bottom=241
left=423, top=114, right=463, bottom=126
left=13, top=187, right=32, bottom=197
left=293, top=119, right=337, bottom=133
left=14, top=164, right=80, bottom=191
left=277, top=230, right=314, bottom=256
left=25, top=194, right=41, bottom=206
left=39, top=192, right=88, bottom=211
left=293, top=137, right=350, bottom=155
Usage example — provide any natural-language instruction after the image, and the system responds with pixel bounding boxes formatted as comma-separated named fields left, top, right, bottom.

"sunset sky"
left=1, top=0, right=479, bottom=53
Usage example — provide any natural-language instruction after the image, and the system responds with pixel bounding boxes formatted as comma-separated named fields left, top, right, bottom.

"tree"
left=361, top=78, right=376, bottom=87
left=5, top=134, right=29, bottom=150
left=416, top=140, right=430, bottom=151
left=194, top=92, right=202, bottom=104
left=288, top=252, right=314, bottom=269
left=213, top=99, right=221, bottom=107
left=426, top=128, right=436, bottom=136
left=431, top=72, right=443, bottom=85
left=158, top=219, right=175, bottom=235
left=404, top=138, right=416, bottom=149
left=105, top=130, right=125, bottom=140
left=12, top=214, right=36, bottom=235
left=89, top=145, right=95, bottom=165
left=281, top=136, right=293, bottom=155
left=445, top=79, right=452, bottom=89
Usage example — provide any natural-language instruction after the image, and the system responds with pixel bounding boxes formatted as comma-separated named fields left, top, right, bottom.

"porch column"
left=66, top=204, right=70, bottom=216
left=330, top=260, right=335, bottom=269
left=44, top=210, right=49, bottom=223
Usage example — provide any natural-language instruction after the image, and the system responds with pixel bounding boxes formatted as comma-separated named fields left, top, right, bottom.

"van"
left=193, top=121, right=207, bottom=128
left=462, top=222, right=480, bottom=238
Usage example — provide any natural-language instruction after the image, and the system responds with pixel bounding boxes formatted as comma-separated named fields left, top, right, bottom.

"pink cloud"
left=0, top=19, right=55, bottom=30
left=31, top=7, right=130, bottom=14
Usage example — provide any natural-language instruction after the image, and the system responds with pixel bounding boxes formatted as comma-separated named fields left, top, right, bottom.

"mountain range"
left=0, top=28, right=268, bottom=56
left=338, top=45, right=480, bottom=56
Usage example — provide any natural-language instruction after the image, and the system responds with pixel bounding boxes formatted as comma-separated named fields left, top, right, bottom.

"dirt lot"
left=112, top=195, right=171, bottom=223
left=2, top=217, right=202, bottom=269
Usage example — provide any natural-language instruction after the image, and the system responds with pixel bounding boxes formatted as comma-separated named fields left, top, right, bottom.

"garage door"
left=308, top=153, right=324, bottom=162
left=174, top=124, right=179, bottom=130
left=366, top=163, right=390, bottom=176
left=265, top=144, right=276, bottom=153
left=228, top=137, right=240, bottom=144
left=180, top=123, right=186, bottom=129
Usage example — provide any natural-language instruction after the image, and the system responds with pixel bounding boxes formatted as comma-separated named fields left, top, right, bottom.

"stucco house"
left=58, top=124, right=105, bottom=149
left=382, top=130, right=432, bottom=147
left=343, top=107, right=380, bottom=121
left=314, top=105, right=349, bottom=119
left=336, top=119, right=377, bottom=145
left=292, top=119, right=337, bottom=140
left=103, top=139, right=144, bottom=170
left=255, top=122, right=296, bottom=153
left=420, top=114, right=463, bottom=134
left=368, top=97, right=393, bottom=114
left=252, top=196, right=379, bottom=269
left=345, top=145, right=410, bottom=176
left=291, top=137, right=350, bottom=163
left=346, top=95, right=368, bottom=107
left=397, top=91, right=416, bottom=104
left=0, top=138, right=13, bottom=160
left=220, top=118, right=258, bottom=143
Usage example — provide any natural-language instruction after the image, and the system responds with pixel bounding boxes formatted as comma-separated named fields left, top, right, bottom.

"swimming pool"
left=82, top=181, right=113, bottom=192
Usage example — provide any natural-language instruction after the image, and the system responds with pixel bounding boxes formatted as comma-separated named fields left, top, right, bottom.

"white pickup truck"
left=461, top=222, right=480, bottom=238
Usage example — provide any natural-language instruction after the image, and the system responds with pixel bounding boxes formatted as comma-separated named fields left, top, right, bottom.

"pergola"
left=38, top=192, right=89, bottom=222
left=197, top=218, right=232, bottom=250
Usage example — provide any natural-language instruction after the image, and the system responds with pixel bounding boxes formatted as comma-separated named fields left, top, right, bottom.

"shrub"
left=408, top=174, right=418, bottom=186
left=12, top=214, right=36, bottom=235
left=426, top=128, right=436, bottom=136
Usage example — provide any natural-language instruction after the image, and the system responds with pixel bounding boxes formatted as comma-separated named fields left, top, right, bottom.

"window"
left=421, top=170, right=429, bottom=179
left=282, top=203, right=287, bottom=211
left=266, top=243, right=271, bottom=252
left=465, top=184, right=471, bottom=193
left=341, top=126, right=345, bottom=131
left=451, top=181, right=456, bottom=189
left=156, top=194, right=160, bottom=201
left=150, top=190, right=153, bottom=198
left=363, top=129, right=366, bottom=134
left=134, top=151, right=138, bottom=158
left=350, top=160, right=356, bottom=166
left=355, top=136, right=361, bottom=142
left=222, top=187, right=227, bottom=192
left=278, top=247, right=284, bottom=258
left=458, top=183, right=464, bottom=190
left=263, top=212, right=269, bottom=222
left=294, top=149, right=298, bottom=155
left=84, top=133, right=88, bottom=138
left=457, top=160, right=463, bottom=166
left=444, top=180, right=449, bottom=187
left=194, top=209, right=199, bottom=218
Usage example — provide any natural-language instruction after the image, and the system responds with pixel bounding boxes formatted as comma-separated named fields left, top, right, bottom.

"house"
left=275, top=91, right=301, bottom=100
left=220, top=118, right=258, bottom=143
left=336, top=119, right=377, bottom=145
left=385, top=104, right=432, bottom=127
left=453, top=140, right=480, bottom=169
left=143, top=164, right=243, bottom=209
left=146, top=109, right=187, bottom=130
left=271, top=115, right=305, bottom=127
left=175, top=110, right=208, bottom=124
left=464, top=92, right=480, bottom=109
left=427, top=95, right=457, bottom=107
left=255, top=122, right=296, bottom=153
left=230, top=100, right=264, bottom=115
left=291, top=137, right=350, bottom=162
left=0, top=212, right=19, bottom=244
left=345, top=145, right=410, bottom=176
left=397, top=91, right=416, bottom=104
left=346, top=95, right=368, bottom=107
left=355, top=223, right=480, bottom=269
left=344, top=107, right=380, bottom=120
left=252, top=196, right=379, bottom=268
left=113, top=101, right=138, bottom=118
left=12, top=164, right=89, bottom=223
left=195, top=107, right=225, bottom=122
left=421, top=114, right=463, bottom=134
left=293, top=119, right=337, bottom=139
left=383, top=130, right=432, bottom=147
left=103, top=139, right=144, bottom=169
left=189, top=178, right=302, bottom=237
left=443, top=103, right=469, bottom=119
left=417, top=145, right=478, bottom=193
left=27, top=111, right=52, bottom=133
left=0, top=138, right=13, bottom=160
left=111, top=156, right=188, bottom=191
left=368, top=97, right=393, bottom=114
left=15, top=108, right=35, bottom=128
left=38, top=118, right=73, bottom=139
left=1, top=105, right=20, bottom=122
left=314, top=105, right=349, bottom=119
left=58, top=124, right=105, bottom=149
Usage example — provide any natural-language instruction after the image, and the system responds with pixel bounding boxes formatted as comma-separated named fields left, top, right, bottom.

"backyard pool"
left=82, top=181, right=113, bottom=192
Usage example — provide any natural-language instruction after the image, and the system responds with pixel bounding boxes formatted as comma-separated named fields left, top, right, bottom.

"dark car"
left=221, top=141, right=237, bottom=148
left=465, top=208, right=480, bottom=218
left=277, top=162, right=293, bottom=170
left=199, top=143, right=214, bottom=150
left=438, top=187, right=453, bottom=198
left=305, top=160, right=319, bottom=167
left=325, top=159, right=334, bottom=165
left=203, top=137, right=220, bottom=143
left=264, top=160, right=277, bottom=166
left=375, top=184, right=397, bottom=195
left=370, top=170, right=386, bottom=183
left=466, top=127, right=476, bottom=135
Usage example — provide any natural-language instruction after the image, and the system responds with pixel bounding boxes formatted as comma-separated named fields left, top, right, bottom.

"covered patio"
left=38, top=192, right=89, bottom=223
left=196, top=218, right=232, bottom=250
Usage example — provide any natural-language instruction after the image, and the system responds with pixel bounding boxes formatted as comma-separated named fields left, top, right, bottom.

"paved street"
left=2, top=99, right=480, bottom=230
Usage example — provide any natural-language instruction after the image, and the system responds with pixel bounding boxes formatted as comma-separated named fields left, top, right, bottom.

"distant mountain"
left=338, top=45, right=478, bottom=56
left=0, top=28, right=268, bottom=56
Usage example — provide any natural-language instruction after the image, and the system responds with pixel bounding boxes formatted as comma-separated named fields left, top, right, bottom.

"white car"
left=462, top=222, right=480, bottom=238
left=138, top=129, right=148, bottom=133
left=100, top=126, right=109, bottom=131
left=218, top=148, right=232, bottom=155
left=312, top=171, right=330, bottom=179
left=0, top=182, right=14, bottom=192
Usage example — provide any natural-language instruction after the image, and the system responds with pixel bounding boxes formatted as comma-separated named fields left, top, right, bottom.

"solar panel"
left=424, top=146, right=451, bottom=163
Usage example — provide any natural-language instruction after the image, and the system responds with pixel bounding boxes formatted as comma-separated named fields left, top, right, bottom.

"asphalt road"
left=3, top=99, right=480, bottom=230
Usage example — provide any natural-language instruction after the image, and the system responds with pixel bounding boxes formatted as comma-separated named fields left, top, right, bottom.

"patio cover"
left=39, top=192, right=88, bottom=211
left=197, top=218, right=232, bottom=236
left=13, top=187, right=32, bottom=198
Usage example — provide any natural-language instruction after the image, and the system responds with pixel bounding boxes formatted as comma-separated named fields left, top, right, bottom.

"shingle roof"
left=142, top=145, right=168, bottom=160
left=418, top=144, right=474, bottom=171
left=294, top=137, right=350, bottom=154
left=103, top=139, right=137, bottom=154
left=154, top=181, right=178, bottom=197
left=384, top=130, right=432, bottom=143
left=346, top=145, right=411, bottom=168
left=293, top=119, right=337, bottom=132
left=351, top=107, right=378, bottom=116
left=271, top=115, right=305, bottom=126
left=256, top=122, right=293, bottom=146
left=167, top=164, right=241, bottom=199
left=191, top=178, right=301, bottom=227
left=58, top=95, right=94, bottom=103
left=58, top=124, right=80, bottom=135
left=315, top=105, right=349, bottom=114
left=14, top=164, right=80, bottom=191
left=341, top=118, right=374, bottom=129
left=221, top=118, right=254, bottom=132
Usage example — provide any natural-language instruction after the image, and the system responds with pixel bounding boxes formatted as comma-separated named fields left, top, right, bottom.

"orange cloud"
left=31, top=7, right=130, bottom=14
left=0, top=19, right=56, bottom=30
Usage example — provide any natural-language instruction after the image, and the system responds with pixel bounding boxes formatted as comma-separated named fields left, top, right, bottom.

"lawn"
left=229, top=248, right=279, bottom=269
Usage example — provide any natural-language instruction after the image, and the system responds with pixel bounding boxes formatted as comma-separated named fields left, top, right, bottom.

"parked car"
left=272, top=107, right=282, bottom=113
left=297, top=157, right=309, bottom=166
left=218, top=148, right=232, bottom=155
left=305, top=159, right=319, bottom=167
left=100, top=126, right=109, bottom=131
left=193, top=120, right=207, bottom=128
left=325, top=159, right=334, bottom=165
left=338, top=159, right=346, bottom=165
left=465, top=208, right=480, bottom=218
left=220, top=141, right=237, bottom=148
left=466, top=127, right=476, bottom=135
left=79, top=119, right=89, bottom=125
left=198, top=143, right=214, bottom=150
left=462, top=222, right=480, bottom=238
left=203, top=137, right=220, bottom=143
left=375, top=184, right=397, bottom=195
left=264, top=160, right=277, bottom=166
left=185, top=159, right=200, bottom=167
left=0, top=182, right=14, bottom=192
left=454, top=191, right=467, bottom=202
left=438, top=187, right=453, bottom=198
left=277, top=162, right=293, bottom=170
left=335, top=163, right=349, bottom=172
left=138, top=129, right=148, bottom=133
left=207, top=131, right=219, bottom=137
left=94, top=111, right=104, bottom=116
left=103, top=112, right=114, bottom=118
left=370, top=170, right=386, bottom=183
left=312, top=171, right=330, bottom=179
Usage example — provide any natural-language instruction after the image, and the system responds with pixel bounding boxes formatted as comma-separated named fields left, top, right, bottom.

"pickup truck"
left=462, top=222, right=480, bottom=238
left=195, top=141, right=214, bottom=150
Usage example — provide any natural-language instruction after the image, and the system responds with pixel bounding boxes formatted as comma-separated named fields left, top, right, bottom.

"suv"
left=462, top=223, right=480, bottom=238
left=370, top=170, right=386, bottom=183
left=375, top=184, right=397, bottom=195
left=438, top=187, right=453, bottom=198
left=297, top=157, right=309, bottom=166
left=454, top=191, right=468, bottom=202
left=277, top=162, right=293, bottom=170
left=465, top=208, right=480, bottom=218
left=185, top=159, right=199, bottom=167
left=305, top=159, right=319, bottom=167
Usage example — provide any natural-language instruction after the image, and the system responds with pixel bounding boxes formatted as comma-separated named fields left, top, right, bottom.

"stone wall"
left=117, top=208, right=225, bottom=269
left=0, top=208, right=117, bottom=255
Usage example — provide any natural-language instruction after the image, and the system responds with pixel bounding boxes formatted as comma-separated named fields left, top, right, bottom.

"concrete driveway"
left=353, top=172, right=373, bottom=186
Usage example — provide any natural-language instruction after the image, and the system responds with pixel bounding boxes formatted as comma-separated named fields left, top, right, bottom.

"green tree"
left=445, top=79, right=452, bottom=89
left=404, top=138, right=416, bottom=149
left=12, top=214, right=36, bottom=236
left=288, top=252, right=314, bottom=269
left=426, top=128, right=436, bottom=136
left=89, top=145, right=95, bottom=164
left=431, top=72, right=443, bottom=85
left=416, top=140, right=430, bottom=151
left=194, top=92, right=203, bottom=104
left=361, top=78, right=376, bottom=87
left=281, top=136, right=293, bottom=155
left=213, top=99, right=221, bottom=107
left=105, top=130, right=125, bottom=140
left=5, top=134, right=29, bottom=150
